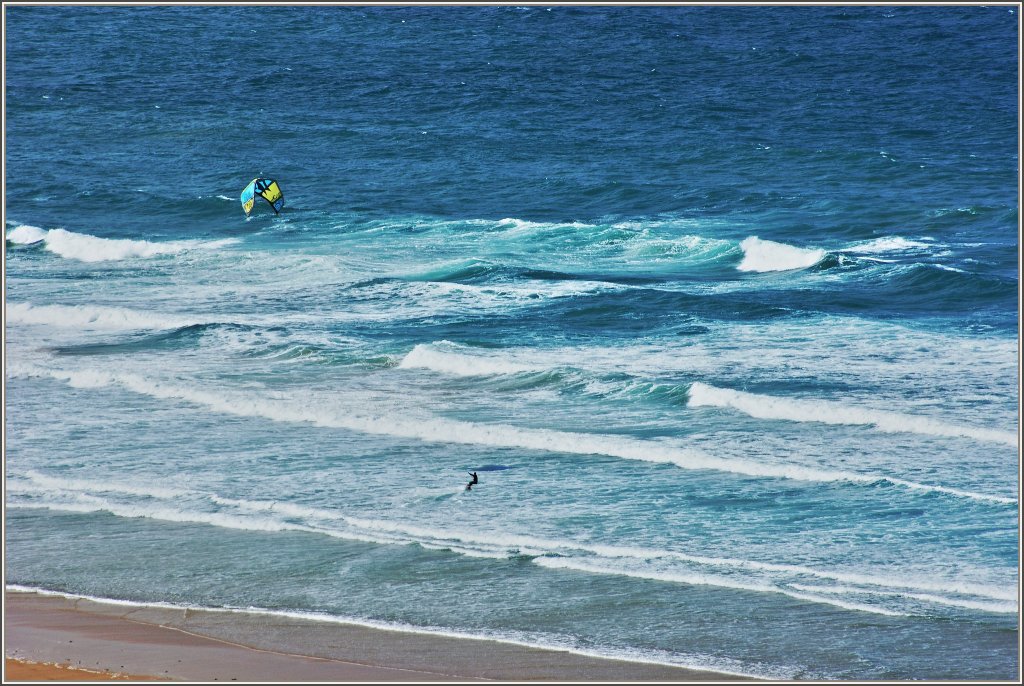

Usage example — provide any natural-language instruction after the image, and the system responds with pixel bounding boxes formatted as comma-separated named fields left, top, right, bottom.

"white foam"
left=688, top=381, right=1018, bottom=448
left=326, top=518, right=1019, bottom=604
left=496, top=217, right=596, bottom=233
left=622, top=234, right=735, bottom=264
left=13, top=495, right=315, bottom=535
left=10, top=478, right=1013, bottom=611
left=737, top=236, right=826, bottom=272
left=398, top=342, right=540, bottom=376
left=18, top=470, right=189, bottom=499
left=235, top=510, right=1017, bottom=604
left=6, top=302, right=195, bottom=331
left=533, top=557, right=908, bottom=617
left=576, top=542, right=1016, bottom=601
left=0, top=498, right=921, bottom=619
left=842, top=236, right=933, bottom=254
left=5, top=226, right=238, bottom=262
left=788, top=584, right=1017, bottom=614
left=8, top=363, right=1015, bottom=505
left=6, top=224, right=47, bottom=244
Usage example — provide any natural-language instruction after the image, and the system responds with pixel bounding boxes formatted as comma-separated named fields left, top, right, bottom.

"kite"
left=241, top=178, right=284, bottom=216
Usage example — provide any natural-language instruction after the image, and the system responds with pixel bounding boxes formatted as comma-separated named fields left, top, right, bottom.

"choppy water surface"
left=5, top=5, right=1018, bottom=680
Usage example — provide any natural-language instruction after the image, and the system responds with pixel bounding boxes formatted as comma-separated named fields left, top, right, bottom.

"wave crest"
left=6, top=302, right=194, bottom=330
left=7, top=363, right=1014, bottom=504
left=398, top=341, right=540, bottom=376
left=737, top=236, right=826, bottom=272
left=688, top=382, right=1017, bottom=447
left=6, top=225, right=237, bottom=262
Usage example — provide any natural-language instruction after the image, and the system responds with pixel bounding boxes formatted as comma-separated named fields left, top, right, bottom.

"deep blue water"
left=4, top=4, right=1019, bottom=680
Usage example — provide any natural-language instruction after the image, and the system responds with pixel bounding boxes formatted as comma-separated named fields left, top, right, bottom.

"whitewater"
left=7, top=211, right=1018, bottom=679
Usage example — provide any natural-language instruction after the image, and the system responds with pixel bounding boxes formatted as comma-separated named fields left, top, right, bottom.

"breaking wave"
left=7, top=363, right=1015, bottom=505
left=688, top=382, right=1017, bottom=447
left=6, top=302, right=197, bottom=331
left=6, top=225, right=237, bottom=262
left=737, top=236, right=827, bottom=272
left=399, top=341, right=542, bottom=376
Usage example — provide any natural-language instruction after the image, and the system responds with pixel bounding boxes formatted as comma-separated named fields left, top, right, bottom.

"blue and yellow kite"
left=241, top=178, right=284, bottom=216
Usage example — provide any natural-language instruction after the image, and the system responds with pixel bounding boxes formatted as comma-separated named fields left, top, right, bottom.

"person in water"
left=466, top=471, right=479, bottom=491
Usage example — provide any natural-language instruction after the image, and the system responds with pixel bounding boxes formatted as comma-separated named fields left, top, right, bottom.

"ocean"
left=3, top=4, right=1019, bottom=680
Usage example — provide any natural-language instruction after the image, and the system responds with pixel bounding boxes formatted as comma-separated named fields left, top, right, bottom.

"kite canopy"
left=241, top=178, right=284, bottom=216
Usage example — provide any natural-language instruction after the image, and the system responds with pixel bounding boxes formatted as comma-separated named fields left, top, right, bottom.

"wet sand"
left=5, top=657, right=166, bottom=681
left=4, top=590, right=753, bottom=681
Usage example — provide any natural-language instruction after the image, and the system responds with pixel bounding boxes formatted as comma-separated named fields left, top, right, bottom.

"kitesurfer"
left=466, top=471, right=479, bottom=491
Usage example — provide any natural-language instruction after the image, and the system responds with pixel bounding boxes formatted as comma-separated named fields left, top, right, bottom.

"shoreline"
left=4, top=589, right=755, bottom=682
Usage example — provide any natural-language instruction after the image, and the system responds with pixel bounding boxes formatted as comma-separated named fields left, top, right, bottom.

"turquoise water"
left=4, top=5, right=1019, bottom=679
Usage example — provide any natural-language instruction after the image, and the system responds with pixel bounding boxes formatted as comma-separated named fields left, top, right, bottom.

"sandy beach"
left=4, top=590, right=752, bottom=681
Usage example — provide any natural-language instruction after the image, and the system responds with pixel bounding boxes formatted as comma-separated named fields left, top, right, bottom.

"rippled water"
left=5, top=5, right=1018, bottom=679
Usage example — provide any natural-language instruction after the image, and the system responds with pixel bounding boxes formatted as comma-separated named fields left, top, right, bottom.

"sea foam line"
left=7, top=363, right=1015, bottom=505
left=12, top=473, right=1011, bottom=606
left=14, top=493, right=1015, bottom=615
left=688, top=382, right=1018, bottom=448
left=10, top=497, right=319, bottom=536
left=840, top=236, right=934, bottom=254
left=18, top=470, right=190, bottom=499
left=2, top=496, right=976, bottom=620
left=4, top=585, right=779, bottom=680
left=5, top=302, right=197, bottom=331
left=6, top=225, right=237, bottom=262
left=788, top=584, right=1017, bottom=614
left=532, top=558, right=908, bottom=617
left=333, top=512, right=1016, bottom=605
left=9, top=476, right=1014, bottom=610
left=6, top=301, right=328, bottom=333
